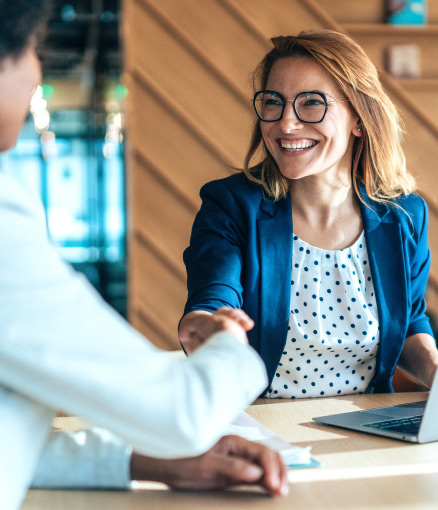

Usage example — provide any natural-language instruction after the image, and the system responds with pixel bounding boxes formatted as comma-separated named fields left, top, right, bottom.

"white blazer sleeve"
left=31, top=428, right=132, bottom=488
left=0, top=174, right=268, bottom=502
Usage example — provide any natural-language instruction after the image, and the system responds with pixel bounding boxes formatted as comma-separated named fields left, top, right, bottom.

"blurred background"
left=2, top=0, right=437, bottom=352
left=0, top=0, right=126, bottom=317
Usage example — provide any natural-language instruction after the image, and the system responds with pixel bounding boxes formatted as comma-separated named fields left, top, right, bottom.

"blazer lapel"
left=257, top=197, right=293, bottom=383
left=360, top=199, right=408, bottom=388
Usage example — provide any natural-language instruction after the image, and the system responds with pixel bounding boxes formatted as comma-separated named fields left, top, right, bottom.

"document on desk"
left=225, top=412, right=320, bottom=469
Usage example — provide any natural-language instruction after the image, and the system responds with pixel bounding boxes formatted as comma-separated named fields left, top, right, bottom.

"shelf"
left=397, top=78, right=438, bottom=90
left=344, top=23, right=438, bottom=36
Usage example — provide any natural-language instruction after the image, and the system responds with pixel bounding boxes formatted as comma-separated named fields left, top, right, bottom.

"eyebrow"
left=267, top=89, right=334, bottom=97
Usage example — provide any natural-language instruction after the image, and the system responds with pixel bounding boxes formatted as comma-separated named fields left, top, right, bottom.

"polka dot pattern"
left=268, top=232, right=379, bottom=399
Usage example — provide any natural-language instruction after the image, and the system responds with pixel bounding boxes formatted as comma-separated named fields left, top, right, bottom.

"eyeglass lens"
left=254, top=91, right=328, bottom=123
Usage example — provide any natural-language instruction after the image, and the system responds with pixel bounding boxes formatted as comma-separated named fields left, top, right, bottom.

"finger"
left=217, top=436, right=288, bottom=497
left=178, top=329, right=204, bottom=354
left=180, top=311, right=248, bottom=346
left=179, top=311, right=212, bottom=350
left=205, top=453, right=264, bottom=485
left=164, top=453, right=263, bottom=492
left=194, top=316, right=248, bottom=345
left=215, top=308, right=254, bottom=331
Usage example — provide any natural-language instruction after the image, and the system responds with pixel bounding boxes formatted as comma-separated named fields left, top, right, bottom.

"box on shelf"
left=385, top=44, right=421, bottom=78
left=386, top=0, right=427, bottom=25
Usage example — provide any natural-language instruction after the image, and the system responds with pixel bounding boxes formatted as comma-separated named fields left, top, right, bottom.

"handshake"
left=179, top=307, right=255, bottom=354
left=135, top=306, right=287, bottom=497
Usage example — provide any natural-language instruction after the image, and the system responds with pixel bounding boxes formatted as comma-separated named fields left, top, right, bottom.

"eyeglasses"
left=252, top=90, right=349, bottom=123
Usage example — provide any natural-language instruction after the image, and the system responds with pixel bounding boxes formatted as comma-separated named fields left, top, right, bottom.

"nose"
left=278, top=100, right=303, bottom=132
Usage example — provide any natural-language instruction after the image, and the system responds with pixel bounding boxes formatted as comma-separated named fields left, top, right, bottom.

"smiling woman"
left=179, top=30, right=438, bottom=401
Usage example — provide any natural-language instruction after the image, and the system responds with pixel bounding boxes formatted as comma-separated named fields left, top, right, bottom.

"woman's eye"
left=264, top=99, right=282, bottom=106
left=303, top=99, right=324, bottom=107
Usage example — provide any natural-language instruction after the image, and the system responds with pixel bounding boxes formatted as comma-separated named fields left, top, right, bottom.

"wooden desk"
left=23, top=392, right=438, bottom=509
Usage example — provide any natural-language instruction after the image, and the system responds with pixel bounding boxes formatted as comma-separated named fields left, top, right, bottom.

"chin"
left=0, top=141, right=16, bottom=153
left=278, top=168, right=314, bottom=181
left=0, top=131, right=20, bottom=153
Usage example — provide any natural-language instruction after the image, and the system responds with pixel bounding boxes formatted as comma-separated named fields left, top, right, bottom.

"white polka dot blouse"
left=267, top=231, right=380, bottom=399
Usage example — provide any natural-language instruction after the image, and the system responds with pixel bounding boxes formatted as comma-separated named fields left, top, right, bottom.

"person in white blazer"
left=0, top=2, right=288, bottom=508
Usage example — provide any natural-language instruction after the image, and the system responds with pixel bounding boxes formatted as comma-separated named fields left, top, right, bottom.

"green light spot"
left=116, top=84, right=127, bottom=100
left=41, top=84, right=55, bottom=100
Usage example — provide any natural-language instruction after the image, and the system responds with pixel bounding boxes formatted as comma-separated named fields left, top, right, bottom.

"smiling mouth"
left=280, top=139, right=317, bottom=152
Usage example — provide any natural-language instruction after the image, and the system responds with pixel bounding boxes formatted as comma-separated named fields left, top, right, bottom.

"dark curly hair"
left=0, top=0, right=52, bottom=62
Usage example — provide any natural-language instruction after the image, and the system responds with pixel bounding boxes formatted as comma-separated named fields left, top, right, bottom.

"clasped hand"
left=178, top=307, right=255, bottom=354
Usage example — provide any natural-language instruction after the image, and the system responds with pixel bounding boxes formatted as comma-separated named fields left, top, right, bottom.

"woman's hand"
left=397, top=333, right=438, bottom=388
left=178, top=308, right=255, bottom=354
left=130, top=434, right=288, bottom=497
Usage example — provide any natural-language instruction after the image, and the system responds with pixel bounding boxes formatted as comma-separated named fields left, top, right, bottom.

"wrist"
left=130, top=453, right=179, bottom=485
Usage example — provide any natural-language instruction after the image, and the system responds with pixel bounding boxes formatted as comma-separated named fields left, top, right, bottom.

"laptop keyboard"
left=364, top=415, right=422, bottom=435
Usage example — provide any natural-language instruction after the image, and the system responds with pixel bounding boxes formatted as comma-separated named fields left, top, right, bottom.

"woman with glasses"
left=179, top=31, right=437, bottom=399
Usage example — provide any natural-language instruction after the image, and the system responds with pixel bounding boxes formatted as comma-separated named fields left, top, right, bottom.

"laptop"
left=313, top=372, right=438, bottom=443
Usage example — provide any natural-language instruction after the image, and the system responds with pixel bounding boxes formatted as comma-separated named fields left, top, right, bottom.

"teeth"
left=281, top=140, right=316, bottom=151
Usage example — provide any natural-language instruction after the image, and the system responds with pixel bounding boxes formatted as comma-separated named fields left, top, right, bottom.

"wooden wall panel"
left=397, top=103, right=438, bottom=200
left=127, top=1, right=255, bottom=166
left=228, top=0, right=326, bottom=35
left=127, top=75, right=235, bottom=196
left=129, top=235, right=187, bottom=349
left=124, top=0, right=438, bottom=349
left=130, top=154, right=196, bottom=271
left=144, top=0, right=270, bottom=94
left=401, top=85, right=438, bottom=127
left=428, top=206, right=438, bottom=313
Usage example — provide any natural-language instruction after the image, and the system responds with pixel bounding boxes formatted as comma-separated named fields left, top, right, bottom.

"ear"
left=352, top=119, right=362, bottom=137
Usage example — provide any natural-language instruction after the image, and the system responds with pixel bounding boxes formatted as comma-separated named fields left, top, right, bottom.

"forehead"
left=266, top=57, right=340, bottom=96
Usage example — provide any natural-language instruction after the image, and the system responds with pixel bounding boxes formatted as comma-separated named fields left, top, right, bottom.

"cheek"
left=0, top=98, right=29, bottom=152
left=325, top=117, right=352, bottom=145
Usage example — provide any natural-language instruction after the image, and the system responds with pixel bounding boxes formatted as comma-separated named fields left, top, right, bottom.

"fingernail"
left=281, top=480, right=289, bottom=496
left=272, top=472, right=281, bottom=487
left=246, top=465, right=263, bottom=479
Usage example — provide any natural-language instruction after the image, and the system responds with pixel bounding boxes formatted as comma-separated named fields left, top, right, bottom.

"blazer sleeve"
left=0, top=175, right=268, bottom=461
left=183, top=179, right=247, bottom=315
left=31, top=428, right=132, bottom=489
left=406, top=197, right=434, bottom=338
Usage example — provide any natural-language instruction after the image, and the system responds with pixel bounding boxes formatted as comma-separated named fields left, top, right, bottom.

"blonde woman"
left=180, top=31, right=438, bottom=398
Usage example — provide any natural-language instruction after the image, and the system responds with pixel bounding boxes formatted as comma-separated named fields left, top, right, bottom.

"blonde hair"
left=244, top=30, right=416, bottom=203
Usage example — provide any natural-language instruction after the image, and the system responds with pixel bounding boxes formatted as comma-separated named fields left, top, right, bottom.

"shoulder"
left=0, top=172, right=46, bottom=231
left=361, top=187, right=428, bottom=239
left=393, top=192, right=427, bottom=213
left=389, top=193, right=428, bottom=237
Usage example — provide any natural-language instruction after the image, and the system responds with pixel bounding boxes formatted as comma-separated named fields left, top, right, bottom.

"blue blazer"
left=183, top=173, right=434, bottom=394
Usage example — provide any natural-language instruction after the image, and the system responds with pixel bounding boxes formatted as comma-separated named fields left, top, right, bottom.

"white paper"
left=225, top=412, right=313, bottom=466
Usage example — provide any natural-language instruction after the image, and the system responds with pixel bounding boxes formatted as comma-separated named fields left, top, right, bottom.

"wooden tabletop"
left=23, top=392, right=438, bottom=509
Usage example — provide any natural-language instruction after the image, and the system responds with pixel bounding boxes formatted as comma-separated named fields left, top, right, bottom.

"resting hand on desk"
left=130, top=434, right=288, bottom=497
left=397, top=332, right=438, bottom=388
left=179, top=308, right=254, bottom=354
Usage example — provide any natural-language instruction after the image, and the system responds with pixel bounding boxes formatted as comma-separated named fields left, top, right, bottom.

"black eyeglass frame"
left=252, top=90, right=349, bottom=124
